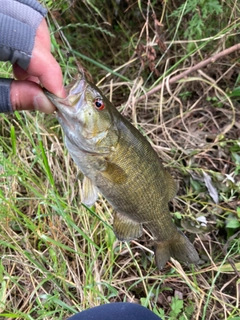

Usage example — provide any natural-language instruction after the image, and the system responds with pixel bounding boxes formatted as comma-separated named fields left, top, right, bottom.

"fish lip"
left=68, top=78, right=87, bottom=97
left=44, top=78, right=87, bottom=115
left=44, top=89, right=72, bottom=112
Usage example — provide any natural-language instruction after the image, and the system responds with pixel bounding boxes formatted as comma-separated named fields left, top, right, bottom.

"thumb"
left=10, top=80, right=56, bottom=114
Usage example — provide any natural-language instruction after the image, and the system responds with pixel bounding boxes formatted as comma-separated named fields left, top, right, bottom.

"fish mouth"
left=44, top=78, right=87, bottom=114
left=68, top=78, right=87, bottom=97
left=44, top=79, right=88, bottom=131
left=66, top=79, right=88, bottom=113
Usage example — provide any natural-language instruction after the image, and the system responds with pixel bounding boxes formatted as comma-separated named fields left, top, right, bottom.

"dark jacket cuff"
left=0, top=78, right=13, bottom=113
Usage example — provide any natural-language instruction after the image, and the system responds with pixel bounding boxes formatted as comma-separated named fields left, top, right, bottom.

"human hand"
left=11, top=19, right=66, bottom=114
left=0, top=0, right=66, bottom=114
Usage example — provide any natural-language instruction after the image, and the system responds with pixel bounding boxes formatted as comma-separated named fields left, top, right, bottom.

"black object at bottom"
left=67, top=302, right=162, bottom=320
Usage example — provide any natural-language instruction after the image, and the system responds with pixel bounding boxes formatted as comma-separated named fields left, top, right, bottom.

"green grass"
left=0, top=0, right=240, bottom=319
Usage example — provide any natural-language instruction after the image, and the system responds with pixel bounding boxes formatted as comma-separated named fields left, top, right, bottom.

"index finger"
left=27, top=47, right=66, bottom=98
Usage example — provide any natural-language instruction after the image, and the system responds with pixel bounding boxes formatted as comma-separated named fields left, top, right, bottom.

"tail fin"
left=154, top=230, right=199, bottom=270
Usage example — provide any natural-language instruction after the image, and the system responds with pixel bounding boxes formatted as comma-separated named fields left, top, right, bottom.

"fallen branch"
left=136, top=43, right=240, bottom=102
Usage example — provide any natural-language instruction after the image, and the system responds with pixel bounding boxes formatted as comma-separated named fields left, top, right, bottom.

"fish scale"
left=44, top=76, right=200, bottom=270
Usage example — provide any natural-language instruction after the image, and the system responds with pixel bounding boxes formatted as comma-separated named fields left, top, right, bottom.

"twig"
left=137, top=43, right=240, bottom=102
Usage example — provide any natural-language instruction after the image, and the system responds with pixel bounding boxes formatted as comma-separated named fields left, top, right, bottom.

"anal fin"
left=113, top=212, right=143, bottom=241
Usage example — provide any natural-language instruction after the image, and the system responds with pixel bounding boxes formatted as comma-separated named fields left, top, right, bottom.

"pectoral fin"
left=113, top=212, right=143, bottom=241
left=101, top=162, right=127, bottom=184
left=82, top=176, right=99, bottom=206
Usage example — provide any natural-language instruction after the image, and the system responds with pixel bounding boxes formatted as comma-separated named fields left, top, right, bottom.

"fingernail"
left=34, top=94, right=56, bottom=114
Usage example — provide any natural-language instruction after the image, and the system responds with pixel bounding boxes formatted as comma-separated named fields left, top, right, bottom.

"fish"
left=44, top=76, right=199, bottom=270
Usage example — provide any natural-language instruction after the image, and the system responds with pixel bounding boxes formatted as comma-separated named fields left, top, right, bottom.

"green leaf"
left=174, top=211, right=182, bottom=220
left=226, top=219, right=240, bottom=229
left=237, top=207, right=240, bottom=218
left=10, top=125, right=16, bottom=156
left=39, top=140, right=54, bottom=186
left=170, top=297, right=183, bottom=317
left=232, top=152, right=240, bottom=164
left=229, top=87, right=240, bottom=97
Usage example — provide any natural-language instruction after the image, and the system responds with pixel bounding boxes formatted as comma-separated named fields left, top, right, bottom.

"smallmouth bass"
left=45, top=77, right=199, bottom=270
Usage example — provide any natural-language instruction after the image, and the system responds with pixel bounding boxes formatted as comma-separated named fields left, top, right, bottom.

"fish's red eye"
left=94, top=98, right=105, bottom=110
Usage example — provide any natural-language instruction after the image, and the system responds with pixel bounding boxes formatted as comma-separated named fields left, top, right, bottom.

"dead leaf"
left=203, top=171, right=219, bottom=204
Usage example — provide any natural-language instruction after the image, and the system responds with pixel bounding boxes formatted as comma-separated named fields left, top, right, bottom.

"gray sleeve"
left=0, top=0, right=47, bottom=70
left=13, top=0, right=47, bottom=16
left=0, top=13, right=36, bottom=69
